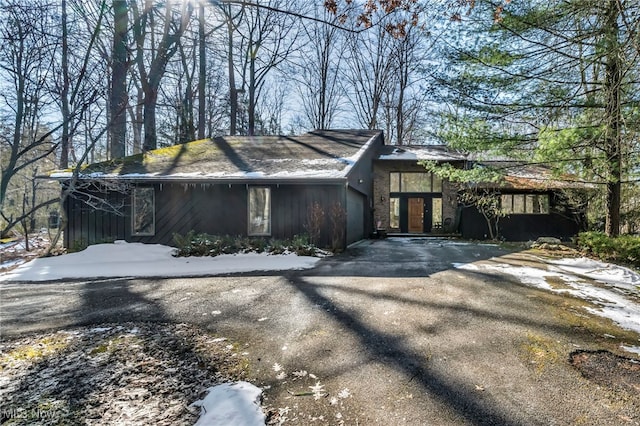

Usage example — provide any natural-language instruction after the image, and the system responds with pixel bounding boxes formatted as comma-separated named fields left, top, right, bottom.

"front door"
left=408, top=198, right=424, bottom=233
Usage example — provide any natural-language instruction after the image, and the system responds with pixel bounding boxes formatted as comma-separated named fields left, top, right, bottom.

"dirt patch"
left=570, top=350, right=640, bottom=394
left=0, top=323, right=250, bottom=425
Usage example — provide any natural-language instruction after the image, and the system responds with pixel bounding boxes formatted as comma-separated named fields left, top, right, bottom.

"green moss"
left=519, top=333, right=561, bottom=374
left=1, top=335, right=69, bottom=364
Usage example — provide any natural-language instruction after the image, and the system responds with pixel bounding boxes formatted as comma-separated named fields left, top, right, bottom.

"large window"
left=390, top=172, right=442, bottom=193
left=501, top=193, right=549, bottom=215
left=248, top=187, right=271, bottom=236
left=132, top=187, right=155, bottom=236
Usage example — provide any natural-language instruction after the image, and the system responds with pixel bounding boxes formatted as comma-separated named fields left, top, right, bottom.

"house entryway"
left=391, top=195, right=442, bottom=234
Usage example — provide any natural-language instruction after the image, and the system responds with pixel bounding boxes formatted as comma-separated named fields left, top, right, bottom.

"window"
left=432, top=198, right=443, bottom=230
left=389, top=172, right=442, bottom=193
left=501, top=194, right=549, bottom=215
left=132, top=187, right=155, bottom=236
left=248, top=187, right=271, bottom=235
left=390, top=197, right=400, bottom=229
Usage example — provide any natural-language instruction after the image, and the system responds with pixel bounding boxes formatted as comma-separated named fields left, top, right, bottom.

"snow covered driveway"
left=1, top=238, right=640, bottom=424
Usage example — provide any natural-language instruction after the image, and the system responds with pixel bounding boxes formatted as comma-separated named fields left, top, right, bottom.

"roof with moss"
left=50, top=130, right=382, bottom=182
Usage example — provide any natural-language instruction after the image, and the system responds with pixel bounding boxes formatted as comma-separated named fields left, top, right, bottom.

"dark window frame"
left=132, top=187, right=155, bottom=236
left=389, top=172, right=442, bottom=194
left=501, top=193, right=550, bottom=215
left=248, top=186, right=272, bottom=236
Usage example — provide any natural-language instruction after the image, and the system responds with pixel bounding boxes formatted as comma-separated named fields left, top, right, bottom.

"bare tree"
left=232, top=0, right=299, bottom=136
left=131, top=0, right=193, bottom=151
left=296, top=7, right=345, bottom=130
left=344, top=19, right=396, bottom=130
left=0, top=1, right=60, bottom=236
left=110, top=0, right=128, bottom=158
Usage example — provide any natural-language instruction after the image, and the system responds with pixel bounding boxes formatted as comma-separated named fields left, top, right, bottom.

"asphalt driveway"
left=1, top=238, right=639, bottom=425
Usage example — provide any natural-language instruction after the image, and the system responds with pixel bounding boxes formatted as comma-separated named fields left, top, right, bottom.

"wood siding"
left=65, top=182, right=348, bottom=249
left=64, top=188, right=127, bottom=249
left=459, top=192, right=586, bottom=241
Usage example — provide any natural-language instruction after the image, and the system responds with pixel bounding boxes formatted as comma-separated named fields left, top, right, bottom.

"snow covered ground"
left=454, top=255, right=640, bottom=355
left=0, top=240, right=320, bottom=282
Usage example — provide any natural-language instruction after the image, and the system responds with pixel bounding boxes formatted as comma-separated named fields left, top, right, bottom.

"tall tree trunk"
left=604, top=0, right=622, bottom=237
left=226, top=9, right=238, bottom=136
left=143, top=86, right=158, bottom=151
left=198, top=2, right=206, bottom=139
left=110, top=0, right=128, bottom=159
left=248, top=53, right=256, bottom=136
left=60, top=0, right=70, bottom=167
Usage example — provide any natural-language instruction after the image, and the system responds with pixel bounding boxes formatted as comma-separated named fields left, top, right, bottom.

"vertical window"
left=513, top=194, right=525, bottom=213
left=432, top=198, right=443, bottom=229
left=132, top=187, right=155, bottom=236
left=501, top=194, right=513, bottom=214
left=432, top=175, right=442, bottom=193
left=390, top=173, right=400, bottom=192
left=248, top=187, right=271, bottom=236
left=389, top=197, right=400, bottom=229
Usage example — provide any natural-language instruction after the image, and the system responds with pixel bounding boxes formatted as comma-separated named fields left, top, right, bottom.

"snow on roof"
left=377, top=145, right=467, bottom=162
left=49, top=130, right=381, bottom=182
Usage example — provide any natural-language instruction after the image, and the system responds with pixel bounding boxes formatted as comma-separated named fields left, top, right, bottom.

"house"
left=51, top=130, right=382, bottom=250
left=50, top=130, right=588, bottom=249
left=373, top=146, right=588, bottom=241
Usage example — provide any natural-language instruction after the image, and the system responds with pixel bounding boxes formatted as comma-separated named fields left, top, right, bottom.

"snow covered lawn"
left=454, top=254, right=640, bottom=355
left=0, top=240, right=321, bottom=282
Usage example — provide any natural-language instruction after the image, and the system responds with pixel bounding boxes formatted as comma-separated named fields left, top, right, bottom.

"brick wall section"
left=372, top=160, right=458, bottom=232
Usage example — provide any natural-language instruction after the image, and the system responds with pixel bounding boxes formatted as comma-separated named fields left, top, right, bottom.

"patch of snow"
left=0, top=258, right=26, bottom=270
left=378, top=147, right=465, bottom=161
left=337, top=388, right=351, bottom=399
left=0, top=241, right=321, bottom=282
left=309, top=382, right=326, bottom=400
left=620, top=345, right=640, bottom=355
left=452, top=262, right=479, bottom=270
left=89, top=327, right=112, bottom=333
left=454, top=257, right=640, bottom=335
left=192, top=381, right=265, bottom=426
left=549, top=257, right=640, bottom=291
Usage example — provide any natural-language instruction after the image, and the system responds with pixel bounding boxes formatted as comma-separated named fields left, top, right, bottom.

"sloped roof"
left=480, top=162, right=594, bottom=190
left=50, top=130, right=382, bottom=182
left=376, top=145, right=467, bottom=161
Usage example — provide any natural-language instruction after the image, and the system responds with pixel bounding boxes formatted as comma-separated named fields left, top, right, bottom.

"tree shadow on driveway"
left=284, top=272, right=517, bottom=425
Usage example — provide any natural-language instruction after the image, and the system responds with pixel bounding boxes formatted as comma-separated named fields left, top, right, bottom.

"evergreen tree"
left=435, top=0, right=640, bottom=236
